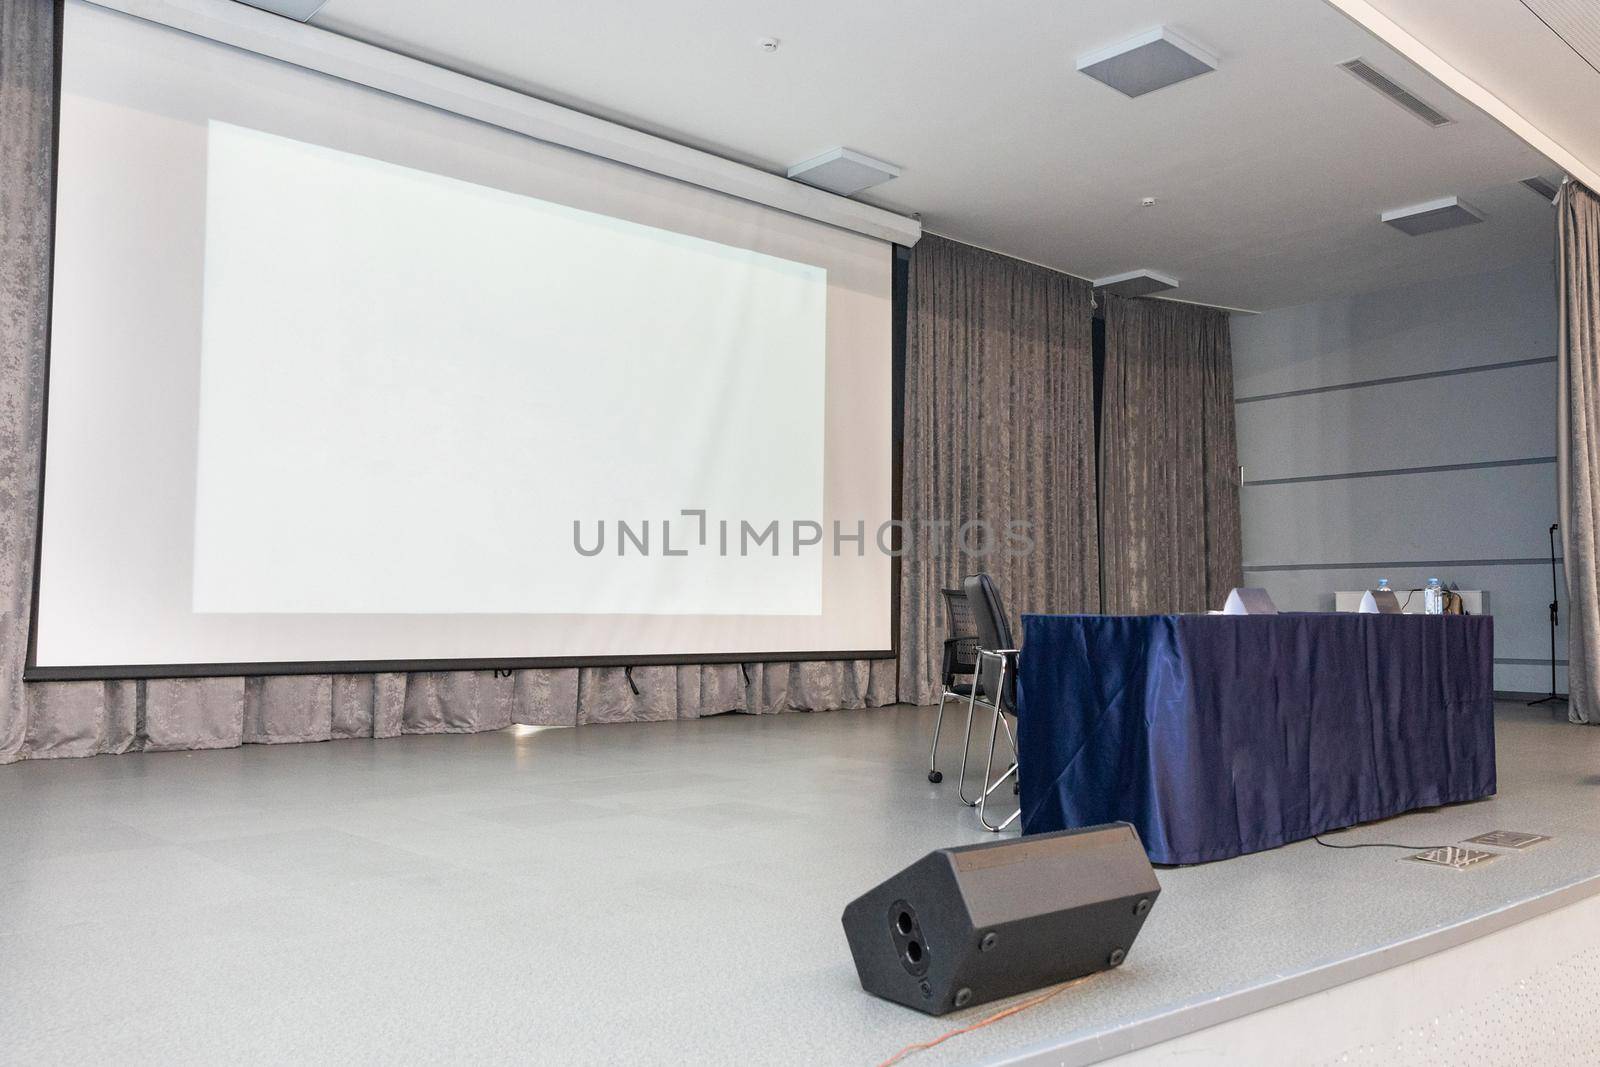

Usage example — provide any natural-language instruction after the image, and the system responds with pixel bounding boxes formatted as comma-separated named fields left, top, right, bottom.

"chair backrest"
left=962, top=573, right=1016, bottom=712
left=939, top=587, right=979, bottom=685
left=941, top=587, right=976, bottom=639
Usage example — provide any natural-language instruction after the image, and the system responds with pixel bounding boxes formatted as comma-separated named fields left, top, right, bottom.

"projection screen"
left=32, top=2, right=896, bottom=674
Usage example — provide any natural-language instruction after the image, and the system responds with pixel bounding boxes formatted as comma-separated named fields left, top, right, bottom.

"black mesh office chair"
left=927, top=588, right=979, bottom=784
left=961, top=573, right=1021, bottom=832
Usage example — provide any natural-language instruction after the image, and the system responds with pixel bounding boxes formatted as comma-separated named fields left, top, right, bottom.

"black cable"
left=1313, top=833, right=1446, bottom=851
left=1517, top=0, right=1600, bottom=80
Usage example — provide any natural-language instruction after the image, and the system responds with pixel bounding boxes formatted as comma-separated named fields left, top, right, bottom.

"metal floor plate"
left=1463, top=830, right=1551, bottom=851
left=1407, top=846, right=1500, bottom=870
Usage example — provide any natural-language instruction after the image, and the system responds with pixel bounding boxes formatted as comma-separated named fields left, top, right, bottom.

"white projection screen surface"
left=34, top=3, right=896, bottom=673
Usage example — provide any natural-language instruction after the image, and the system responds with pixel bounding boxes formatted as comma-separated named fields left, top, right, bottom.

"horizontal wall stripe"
left=1497, top=657, right=1568, bottom=666
left=1244, top=557, right=1564, bottom=572
left=1244, top=456, right=1555, bottom=487
left=1234, top=355, right=1556, bottom=405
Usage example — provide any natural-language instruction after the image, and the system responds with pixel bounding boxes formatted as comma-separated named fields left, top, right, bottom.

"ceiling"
left=305, top=0, right=1561, bottom=311
left=1337, top=0, right=1600, bottom=189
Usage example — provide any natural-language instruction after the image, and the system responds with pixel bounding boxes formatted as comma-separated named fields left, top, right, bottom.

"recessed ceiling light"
left=1380, top=196, right=1484, bottom=236
left=787, top=148, right=901, bottom=197
left=1093, top=269, right=1178, bottom=298
left=1077, top=28, right=1217, bottom=98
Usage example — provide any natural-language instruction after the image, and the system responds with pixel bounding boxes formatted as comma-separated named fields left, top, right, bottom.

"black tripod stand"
left=1529, top=521, right=1567, bottom=706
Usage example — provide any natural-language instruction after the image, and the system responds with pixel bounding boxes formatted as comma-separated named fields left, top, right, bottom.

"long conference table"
left=1015, top=612, right=1496, bottom=864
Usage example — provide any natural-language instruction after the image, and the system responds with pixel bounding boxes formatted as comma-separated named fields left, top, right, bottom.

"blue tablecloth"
left=1016, top=613, right=1496, bottom=864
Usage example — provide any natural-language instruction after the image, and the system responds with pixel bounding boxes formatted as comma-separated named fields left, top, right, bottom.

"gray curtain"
left=0, top=0, right=57, bottom=763
left=897, top=235, right=1099, bottom=706
left=0, top=4, right=892, bottom=763
left=10, top=662, right=895, bottom=760
left=1559, top=181, right=1600, bottom=725
left=1099, top=294, right=1242, bottom=613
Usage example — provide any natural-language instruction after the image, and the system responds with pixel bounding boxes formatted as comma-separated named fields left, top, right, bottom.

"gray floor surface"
left=2, top=700, right=1596, bottom=1066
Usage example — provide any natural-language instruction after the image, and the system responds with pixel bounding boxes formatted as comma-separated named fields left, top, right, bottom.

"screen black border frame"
left=24, top=9, right=906, bottom=682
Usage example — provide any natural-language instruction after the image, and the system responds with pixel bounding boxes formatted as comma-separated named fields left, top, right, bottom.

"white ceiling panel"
left=303, top=0, right=1562, bottom=309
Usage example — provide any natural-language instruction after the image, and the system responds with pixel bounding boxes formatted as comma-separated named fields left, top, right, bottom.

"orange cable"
left=872, top=976, right=1088, bottom=1067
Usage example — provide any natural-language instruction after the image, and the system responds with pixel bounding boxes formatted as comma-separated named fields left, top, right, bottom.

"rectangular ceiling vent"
left=1339, top=59, right=1452, bottom=127
left=1521, top=175, right=1560, bottom=203
left=1093, top=269, right=1178, bottom=299
left=787, top=148, right=901, bottom=197
left=1381, top=196, right=1484, bottom=236
left=1077, top=28, right=1218, bottom=98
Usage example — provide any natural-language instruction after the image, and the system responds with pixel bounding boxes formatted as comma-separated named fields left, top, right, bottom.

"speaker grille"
left=1093, top=270, right=1178, bottom=299
left=1339, top=59, right=1452, bottom=127
left=787, top=148, right=900, bottom=197
left=1381, top=197, right=1483, bottom=236
left=951, top=824, right=1160, bottom=928
left=1076, top=28, right=1218, bottom=99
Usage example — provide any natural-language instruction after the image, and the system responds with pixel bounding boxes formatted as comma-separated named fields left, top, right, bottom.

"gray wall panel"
left=1234, top=257, right=1564, bottom=694
left=1232, top=257, right=1556, bottom=397
left=1236, top=362, right=1556, bottom=482
left=1496, top=663, right=1569, bottom=696
left=1241, top=463, right=1558, bottom=566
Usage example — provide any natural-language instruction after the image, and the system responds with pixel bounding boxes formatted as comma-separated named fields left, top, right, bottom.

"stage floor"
left=3, top=700, right=1598, bottom=1065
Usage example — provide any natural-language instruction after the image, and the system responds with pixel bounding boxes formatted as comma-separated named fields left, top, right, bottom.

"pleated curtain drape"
left=1558, top=181, right=1600, bottom=725
left=0, top=0, right=60, bottom=764
left=896, top=235, right=1100, bottom=706
left=1099, top=294, right=1243, bottom=613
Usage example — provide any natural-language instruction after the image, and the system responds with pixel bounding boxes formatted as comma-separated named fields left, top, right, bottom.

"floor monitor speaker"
left=841, top=822, right=1159, bottom=1015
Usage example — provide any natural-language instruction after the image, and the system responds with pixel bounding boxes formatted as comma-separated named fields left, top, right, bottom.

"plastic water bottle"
left=1424, top=577, right=1443, bottom=615
left=1376, top=578, right=1391, bottom=595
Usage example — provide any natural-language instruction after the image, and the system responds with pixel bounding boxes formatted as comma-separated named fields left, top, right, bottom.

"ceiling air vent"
left=1339, top=58, right=1452, bottom=127
left=1521, top=176, right=1560, bottom=202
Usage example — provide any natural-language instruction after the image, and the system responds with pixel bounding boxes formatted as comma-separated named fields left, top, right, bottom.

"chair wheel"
left=928, top=770, right=943, bottom=783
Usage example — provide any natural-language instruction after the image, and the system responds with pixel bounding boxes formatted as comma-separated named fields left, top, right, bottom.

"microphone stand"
left=1528, top=521, right=1566, bottom=706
